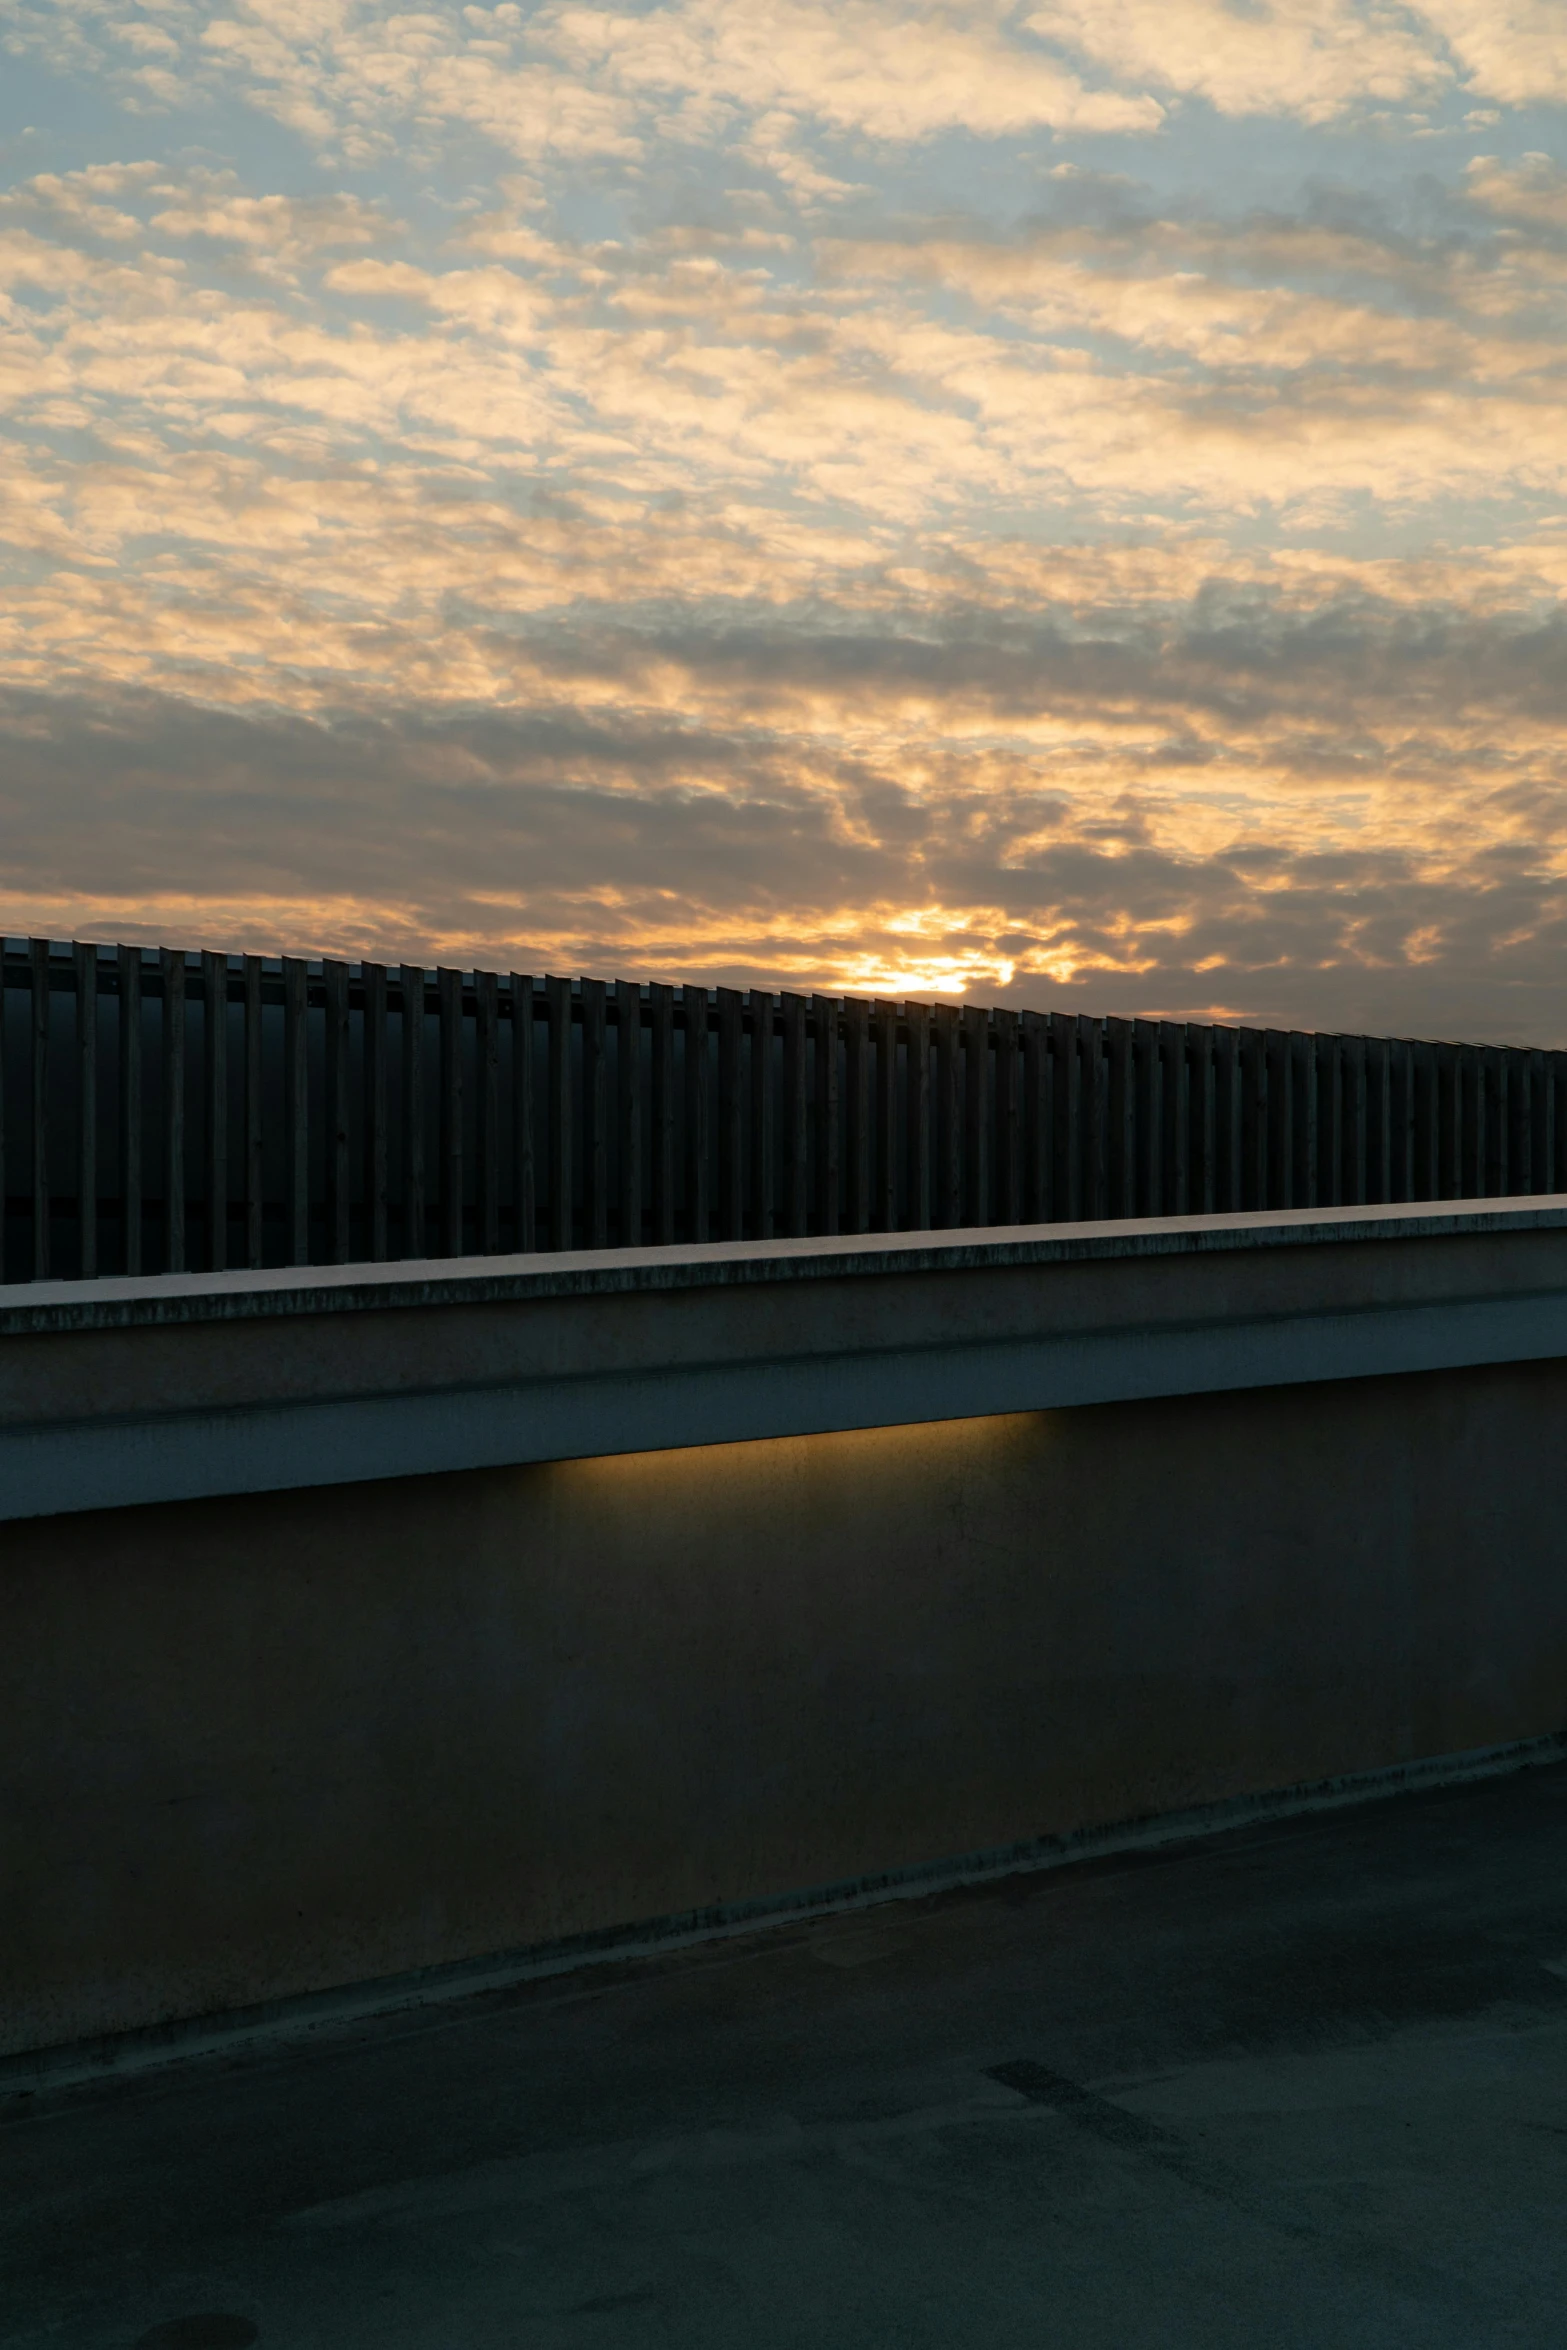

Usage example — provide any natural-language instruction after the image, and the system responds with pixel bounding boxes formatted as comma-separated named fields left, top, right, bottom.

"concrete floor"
left=7, top=1763, right=1567, bottom=2350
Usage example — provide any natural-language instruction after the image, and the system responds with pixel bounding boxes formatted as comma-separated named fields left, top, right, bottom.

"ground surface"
left=6, top=1762, right=1567, bottom=2349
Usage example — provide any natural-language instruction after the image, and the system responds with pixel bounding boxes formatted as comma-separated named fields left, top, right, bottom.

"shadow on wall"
left=5, top=1366, right=1567, bottom=2060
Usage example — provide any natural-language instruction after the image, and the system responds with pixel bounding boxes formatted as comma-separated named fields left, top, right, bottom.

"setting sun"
left=2, top=2, right=1566, bottom=1038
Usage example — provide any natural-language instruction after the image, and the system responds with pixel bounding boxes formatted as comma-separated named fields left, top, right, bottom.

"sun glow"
left=3, top=4, right=1567, bottom=1038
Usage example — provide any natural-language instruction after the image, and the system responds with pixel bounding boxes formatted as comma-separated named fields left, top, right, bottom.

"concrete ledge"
left=7, top=1198, right=1567, bottom=1520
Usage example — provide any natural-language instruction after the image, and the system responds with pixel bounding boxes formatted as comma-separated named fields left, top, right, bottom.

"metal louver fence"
left=2, top=936, right=1563, bottom=1283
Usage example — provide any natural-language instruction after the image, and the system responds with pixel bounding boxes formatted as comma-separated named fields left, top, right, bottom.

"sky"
left=2, top=2, right=1566, bottom=1041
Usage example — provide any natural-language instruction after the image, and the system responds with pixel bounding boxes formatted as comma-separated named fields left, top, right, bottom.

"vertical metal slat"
left=649, top=981, right=674, bottom=1246
left=1388, top=1039, right=1414, bottom=1205
left=1290, top=1032, right=1317, bottom=1209
left=1494, top=1048, right=1511, bottom=1196
left=324, top=958, right=350, bottom=1264
left=1022, top=1010, right=1051, bottom=1224
left=616, top=981, right=643, bottom=1250
left=476, top=966, right=500, bottom=1253
left=0, top=949, right=8, bottom=1282
left=1436, top=1042, right=1460, bottom=1198
left=682, top=984, right=708, bottom=1245
left=283, top=955, right=309, bottom=1265
left=811, top=994, right=839, bottom=1236
left=1314, top=1036, right=1341, bottom=1207
left=1525, top=1048, right=1546, bottom=1195
left=1469, top=1045, right=1488, bottom=1197
left=1343, top=1035, right=1368, bottom=1205
left=76, top=942, right=97, bottom=1279
left=201, top=950, right=226, bottom=1272
left=510, top=974, right=536, bottom=1252
left=843, top=996, right=870, bottom=1235
left=243, top=956, right=263, bottom=1268
left=1549, top=1053, right=1567, bottom=1193
left=1238, top=1028, right=1266, bottom=1213
left=1365, top=1036, right=1391, bottom=1204
left=716, top=985, right=743, bottom=1241
left=581, top=977, right=608, bottom=1249
left=780, top=991, right=808, bottom=1238
left=993, top=1009, right=1019, bottom=1226
left=1079, top=1017, right=1106, bottom=1222
left=1104, top=1018, right=1133, bottom=1218
left=161, top=947, right=186, bottom=1274
left=933, top=1002, right=960, bottom=1228
left=1189, top=1025, right=1216, bottom=1216
left=1049, top=1012, right=1080, bottom=1223
left=962, top=1004, right=988, bottom=1227
left=30, top=939, right=51, bottom=1279
left=364, top=961, right=388, bottom=1261
left=400, top=966, right=427, bottom=1259
left=906, top=1000, right=932, bottom=1232
left=869, top=999, right=897, bottom=1231
left=1212, top=1028, right=1240, bottom=1213
left=1264, top=1030, right=1291, bottom=1210
left=1133, top=1019, right=1161, bottom=1217
left=0, top=946, right=7, bottom=1284
left=118, top=948, right=143, bottom=1277
left=1412, top=1040, right=1437, bottom=1203
left=1458, top=1046, right=1481, bottom=1197
left=749, top=989, right=774, bottom=1242
left=1160, top=1023, right=1189, bottom=1216
left=1507, top=1048, right=1532, bottom=1199
left=438, top=966, right=464, bottom=1256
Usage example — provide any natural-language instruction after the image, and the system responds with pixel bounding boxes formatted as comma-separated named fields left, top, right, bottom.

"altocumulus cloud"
left=1, top=0, right=1565, bottom=1038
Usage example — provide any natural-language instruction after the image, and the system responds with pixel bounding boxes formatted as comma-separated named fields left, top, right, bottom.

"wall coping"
left=7, top=1195, right=1567, bottom=1336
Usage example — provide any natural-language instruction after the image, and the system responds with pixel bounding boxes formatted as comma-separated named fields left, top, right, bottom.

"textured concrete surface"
left=6, top=1760, right=1567, bottom=2348
left=9, top=1359, right=1567, bottom=2057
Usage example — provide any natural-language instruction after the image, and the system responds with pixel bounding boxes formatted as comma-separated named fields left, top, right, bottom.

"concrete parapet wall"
left=10, top=1198, right=1567, bottom=1521
left=5, top=1204, right=1567, bottom=2060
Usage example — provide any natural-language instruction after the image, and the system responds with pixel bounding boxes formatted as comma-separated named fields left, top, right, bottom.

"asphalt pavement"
left=6, top=1759, right=1567, bottom=2348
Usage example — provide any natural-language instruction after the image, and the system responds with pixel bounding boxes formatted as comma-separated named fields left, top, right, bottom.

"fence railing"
left=2, top=936, right=1564, bottom=1283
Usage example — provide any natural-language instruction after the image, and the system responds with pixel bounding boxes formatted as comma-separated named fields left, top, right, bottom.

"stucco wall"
left=6, top=1354, right=1567, bottom=2060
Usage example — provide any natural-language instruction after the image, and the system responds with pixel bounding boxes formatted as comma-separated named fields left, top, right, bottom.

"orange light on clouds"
left=1, top=2, right=1566, bottom=1041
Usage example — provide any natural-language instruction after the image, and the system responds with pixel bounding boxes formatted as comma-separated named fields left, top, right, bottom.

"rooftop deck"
left=6, top=1757, right=1567, bottom=2349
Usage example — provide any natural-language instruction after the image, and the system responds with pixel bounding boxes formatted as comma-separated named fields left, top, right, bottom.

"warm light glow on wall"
left=542, top=1407, right=1056, bottom=1519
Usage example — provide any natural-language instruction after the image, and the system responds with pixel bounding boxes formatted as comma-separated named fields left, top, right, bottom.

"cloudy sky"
left=2, top=2, right=1566, bottom=1039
